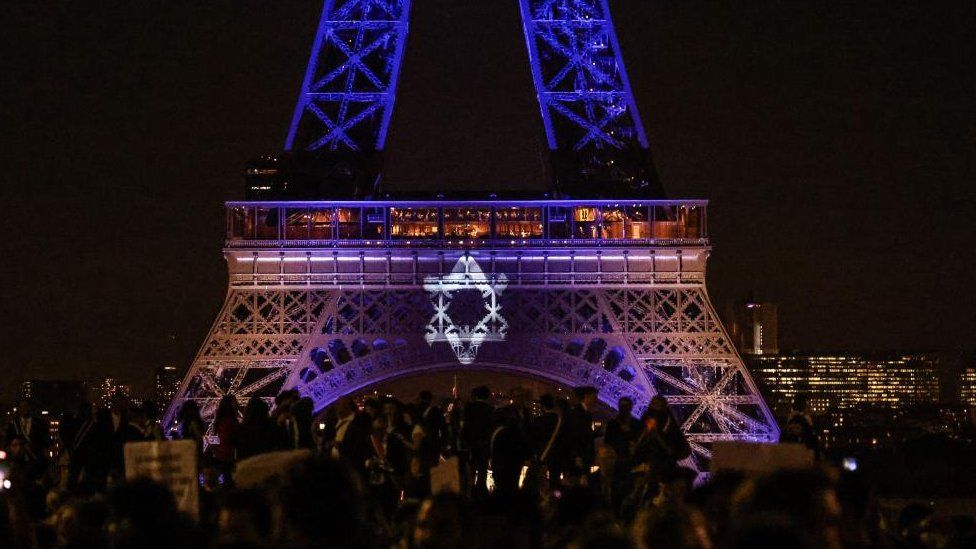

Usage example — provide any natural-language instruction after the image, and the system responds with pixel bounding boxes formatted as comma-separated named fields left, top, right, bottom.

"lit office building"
left=749, top=353, right=941, bottom=416
left=962, top=368, right=976, bottom=407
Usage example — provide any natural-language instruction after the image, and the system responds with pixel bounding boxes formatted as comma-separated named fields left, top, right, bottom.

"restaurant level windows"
left=390, top=208, right=439, bottom=239
left=495, top=207, right=543, bottom=239
left=443, top=208, right=490, bottom=239
left=336, top=208, right=362, bottom=240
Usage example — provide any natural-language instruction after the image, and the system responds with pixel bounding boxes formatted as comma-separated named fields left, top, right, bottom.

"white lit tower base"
left=164, top=200, right=779, bottom=472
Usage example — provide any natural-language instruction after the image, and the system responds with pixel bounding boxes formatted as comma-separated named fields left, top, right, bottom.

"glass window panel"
left=309, top=208, right=333, bottom=240
left=390, top=208, right=439, bottom=239
left=626, top=205, right=649, bottom=239
left=601, top=205, right=649, bottom=239
left=574, top=206, right=598, bottom=239
left=680, top=205, right=701, bottom=238
left=336, top=208, right=362, bottom=239
left=652, top=205, right=679, bottom=239
left=285, top=208, right=310, bottom=240
left=229, top=207, right=248, bottom=239
left=547, top=206, right=571, bottom=239
left=254, top=207, right=279, bottom=239
left=443, top=208, right=490, bottom=239
left=494, top=207, right=543, bottom=239
left=364, top=207, right=386, bottom=240
left=601, top=206, right=627, bottom=239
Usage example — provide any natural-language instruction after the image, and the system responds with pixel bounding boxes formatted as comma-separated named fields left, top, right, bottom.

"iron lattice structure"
left=285, top=0, right=411, bottom=152
left=519, top=0, right=648, bottom=151
left=166, top=1, right=781, bottom=475
left=164, top=200, right=780, bottom=472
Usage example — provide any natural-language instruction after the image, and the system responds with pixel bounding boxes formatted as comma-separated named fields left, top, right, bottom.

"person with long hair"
left=212, top=395, right=241, bottom=471
left=236, top=396, right=287, bottom=459
left=176, top=401, right=206, bottom=457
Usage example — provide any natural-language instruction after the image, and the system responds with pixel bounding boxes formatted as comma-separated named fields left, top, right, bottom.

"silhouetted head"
left=471, top=386, right=491, bottom=401
left=243, top=396, right=270, bottom=424
left=419, top=390, right=433, bottom=406
left=618, top=397, right=634, bottom=416
left=216, top=395, right=239, bottom=423
left=539, top=393, right=556, bottom=411
left=270, top=457, right=373, bottom=547
left=178, top=400, right=201, bottom=423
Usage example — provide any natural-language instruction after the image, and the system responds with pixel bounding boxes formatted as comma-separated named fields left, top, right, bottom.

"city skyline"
left=1, top=1, right=973, bottom=392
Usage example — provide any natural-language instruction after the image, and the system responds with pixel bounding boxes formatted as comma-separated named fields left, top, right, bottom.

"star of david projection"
left=423, top=255, right=509, bottom=364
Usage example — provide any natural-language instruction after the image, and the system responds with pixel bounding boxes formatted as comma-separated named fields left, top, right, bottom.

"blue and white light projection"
left=424, top=255, right=509, bottom=364
left=285, top=0, right=411, bottom=152
left=519, top=0, right=648, bottom=151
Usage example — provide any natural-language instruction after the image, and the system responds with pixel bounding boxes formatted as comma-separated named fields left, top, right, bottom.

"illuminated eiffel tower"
left=165, top=0, right=779, bottom=472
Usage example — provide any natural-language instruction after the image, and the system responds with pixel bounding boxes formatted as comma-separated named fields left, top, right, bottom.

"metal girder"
left=285, top=0, right=411, bottom=152
left=519, top=0, right=648, bottom=151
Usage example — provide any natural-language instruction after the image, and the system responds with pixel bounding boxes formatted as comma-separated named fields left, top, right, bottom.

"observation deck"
left=225, top=199, right=710, bottom=288
left=227, top=199, right=707, bottom=248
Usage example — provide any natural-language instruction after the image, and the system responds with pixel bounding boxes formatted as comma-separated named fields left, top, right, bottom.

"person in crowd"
left=528, top=393, right=562, bottom=490
left=365, top=412, right=401, bottom=518
left=444, top=397, right=464, bottom=456
left=400, top=407, right=437, bottom=501
left=780, top=393, right=820, bottom=459
left=461, top=386, right=494, bottom=497
left=5, top=399, right=51, bottom=476
left=625, top=397, right=692, bottom=514
left=604, top=396, right=642, bottom=464
left=103, top=395, right=144, bottom=484
left=587, top=444, right=628, bottom=513
left=65, top=402, right=97, bottom=491
left=330, top=397, right=372, bottom=476
left=236, top=396, right=285, bottom=459
left=212, top=395, right=240, bottom=473
left=272, top=390, right=302, bottom=450
left=138, top=400, right=165, bottom=441
left=417, top=390, right=446, bottom=456
left=566, top=386, right=598, bottom=483
left=291, top=397, right=316, bottom=450
left=489, top=405, right=530, bottom=499
left=175, top=400, right=206, bottom=456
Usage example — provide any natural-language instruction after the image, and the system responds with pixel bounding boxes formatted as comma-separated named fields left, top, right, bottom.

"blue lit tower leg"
left=519, top=0, right=659, bottom=194
left=285, top=0, right=411, bottom=153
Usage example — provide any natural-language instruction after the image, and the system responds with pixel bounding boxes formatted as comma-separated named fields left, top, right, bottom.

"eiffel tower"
left=165, top=0, right=779, bottom=473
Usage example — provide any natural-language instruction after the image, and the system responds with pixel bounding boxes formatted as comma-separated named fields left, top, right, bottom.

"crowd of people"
left=0, top=386, right=972, bottom=548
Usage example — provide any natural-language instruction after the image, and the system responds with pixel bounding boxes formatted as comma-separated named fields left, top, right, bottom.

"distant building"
left=748, top=352, right=941, bottom=416
left=153, top=365, right=182, bottom=412
left=17, top=380, right=87, bottom=416
left=962, top=368, right=976, bottom=407
left=726, top=299, right=778, bottom=355
left=83, top=378, right=132, bottom=409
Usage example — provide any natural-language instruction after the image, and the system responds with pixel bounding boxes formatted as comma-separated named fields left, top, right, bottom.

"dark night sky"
left=1, top=1, right=973, bottom=395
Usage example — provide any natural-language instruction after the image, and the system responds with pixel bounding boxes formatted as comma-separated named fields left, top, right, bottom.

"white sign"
left=124, top=440, right=199, bottom=519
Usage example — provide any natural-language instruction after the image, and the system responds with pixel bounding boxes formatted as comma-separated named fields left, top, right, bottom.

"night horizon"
left=2, top=0, right=974, bottom=396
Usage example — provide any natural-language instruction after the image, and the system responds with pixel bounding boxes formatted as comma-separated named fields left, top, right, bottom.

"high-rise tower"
left=166, top=0, right=779, bottom=473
